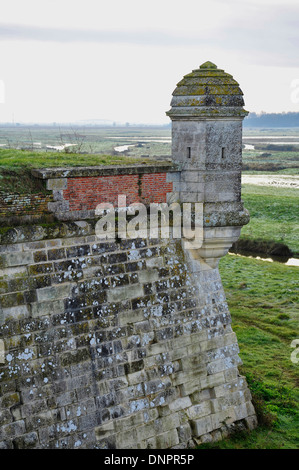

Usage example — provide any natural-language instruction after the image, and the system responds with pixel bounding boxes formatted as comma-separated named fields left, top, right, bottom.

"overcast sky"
left=0, top=0, right=299, bottom=124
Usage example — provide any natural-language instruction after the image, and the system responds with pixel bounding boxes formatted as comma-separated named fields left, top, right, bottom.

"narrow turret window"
left=187, top=147, right=191, bottom=158
left=221, top=147, right=225, bottom=159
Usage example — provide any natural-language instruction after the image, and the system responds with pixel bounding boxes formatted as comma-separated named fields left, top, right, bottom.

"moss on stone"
left=167, top=62, right=248, bottom=119
left=199, top=61, right=218, bottom=69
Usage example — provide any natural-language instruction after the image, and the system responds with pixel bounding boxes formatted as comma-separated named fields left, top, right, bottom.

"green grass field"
left=242, top=149, right=299, bottom=174
left=240, top=184, right=299, bottom=256
left=200, top=255, right=299, bottom=449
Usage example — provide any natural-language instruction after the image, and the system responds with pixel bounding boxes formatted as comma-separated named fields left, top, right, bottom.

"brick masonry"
left=63, top=173, right=173, bottom=211
left=0, top=191, right=53, bottom=219
left=32, top=165, right=178, bottom=221
left=0, top=223, right=256, bottom=449
left=0, top=166, right=177, bottom=224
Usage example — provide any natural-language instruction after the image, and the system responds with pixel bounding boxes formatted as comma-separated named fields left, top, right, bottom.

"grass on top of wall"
left=0, top=149, right=158, bottom=194
left=0, top=148, right=146, bottom=169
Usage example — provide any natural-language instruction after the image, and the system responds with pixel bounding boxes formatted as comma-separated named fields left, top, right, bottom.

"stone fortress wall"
left=0, top=222, right=256, bottom=449
left=0, top=62, right=257, bottom=449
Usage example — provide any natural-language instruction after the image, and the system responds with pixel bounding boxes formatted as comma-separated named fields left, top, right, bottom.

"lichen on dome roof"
left=199, top=61, right=218, bottom=69
left=166, top=61, right=248, bottom=119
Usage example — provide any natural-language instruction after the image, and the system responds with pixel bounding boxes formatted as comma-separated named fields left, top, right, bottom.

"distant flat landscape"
left=0, top=125, right=299, bottom=175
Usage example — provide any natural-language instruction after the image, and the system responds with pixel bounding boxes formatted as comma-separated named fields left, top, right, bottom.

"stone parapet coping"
left=32, top=163, right=177, bottom=180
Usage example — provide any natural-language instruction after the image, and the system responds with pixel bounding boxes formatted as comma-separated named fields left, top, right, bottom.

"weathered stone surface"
left=32, top=165, right=175, bottom=180
left=46, top=178, right=68, bottom=191
left=166, top=62, right=248, bottom=119
left=0, top=232, right=255, bottom=448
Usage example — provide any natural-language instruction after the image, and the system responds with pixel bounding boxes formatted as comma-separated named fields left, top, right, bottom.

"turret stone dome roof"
left=166, top=61, right=248, bottom=119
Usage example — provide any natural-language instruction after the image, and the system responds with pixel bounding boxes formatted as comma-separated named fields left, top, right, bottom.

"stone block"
left=13, top=432, right=38, bottom=449
left=166, top=191, right=180, bottom=204
left=191, top=416, right=213, bottom=437
left=211, top=407, right=236, bottom=429
left=1, top=305, right=30, bottom=323
left=134, top=422, right=156, bottom=441
left=126, top=370, right=147, bottom=386
left=154, top=413, right=180, bottom=433
left=107, top=284, right=144, bottom=303
left=138, top=269, right=159, bottom=284
left=47, top=248, right=66, bottom=261
left=166, top=171, right=180, bottom=183
left=115, top=428, right=137, bottom=448
left=46, top=178, right=68, bottom=191
left=48, top=201, right=70, bottom=214
left=0, top=266, right=27, bottom=279
left=187, top=401, right=212, bottom=420
left=37, top=283, right=75, bottom=302
left=177, top=424, right=192, bottom=443
left=147, top=429, right=179, bottom=449
left=244, top=415, right=258, bottom=430
left=118, top=309, right=145, bottom=326
left=2, top=252, right=33, bottom=268
left=199, top=372, right=225, bottom=390
left=95, top=421, right=115, bottom=439
left=0, top=420, right=26, bottom=440
left=234, top=402, right=255, bottom=421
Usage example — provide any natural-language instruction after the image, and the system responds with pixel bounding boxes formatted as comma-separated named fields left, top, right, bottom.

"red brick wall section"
left=63, top=173, right=173, bottom=211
